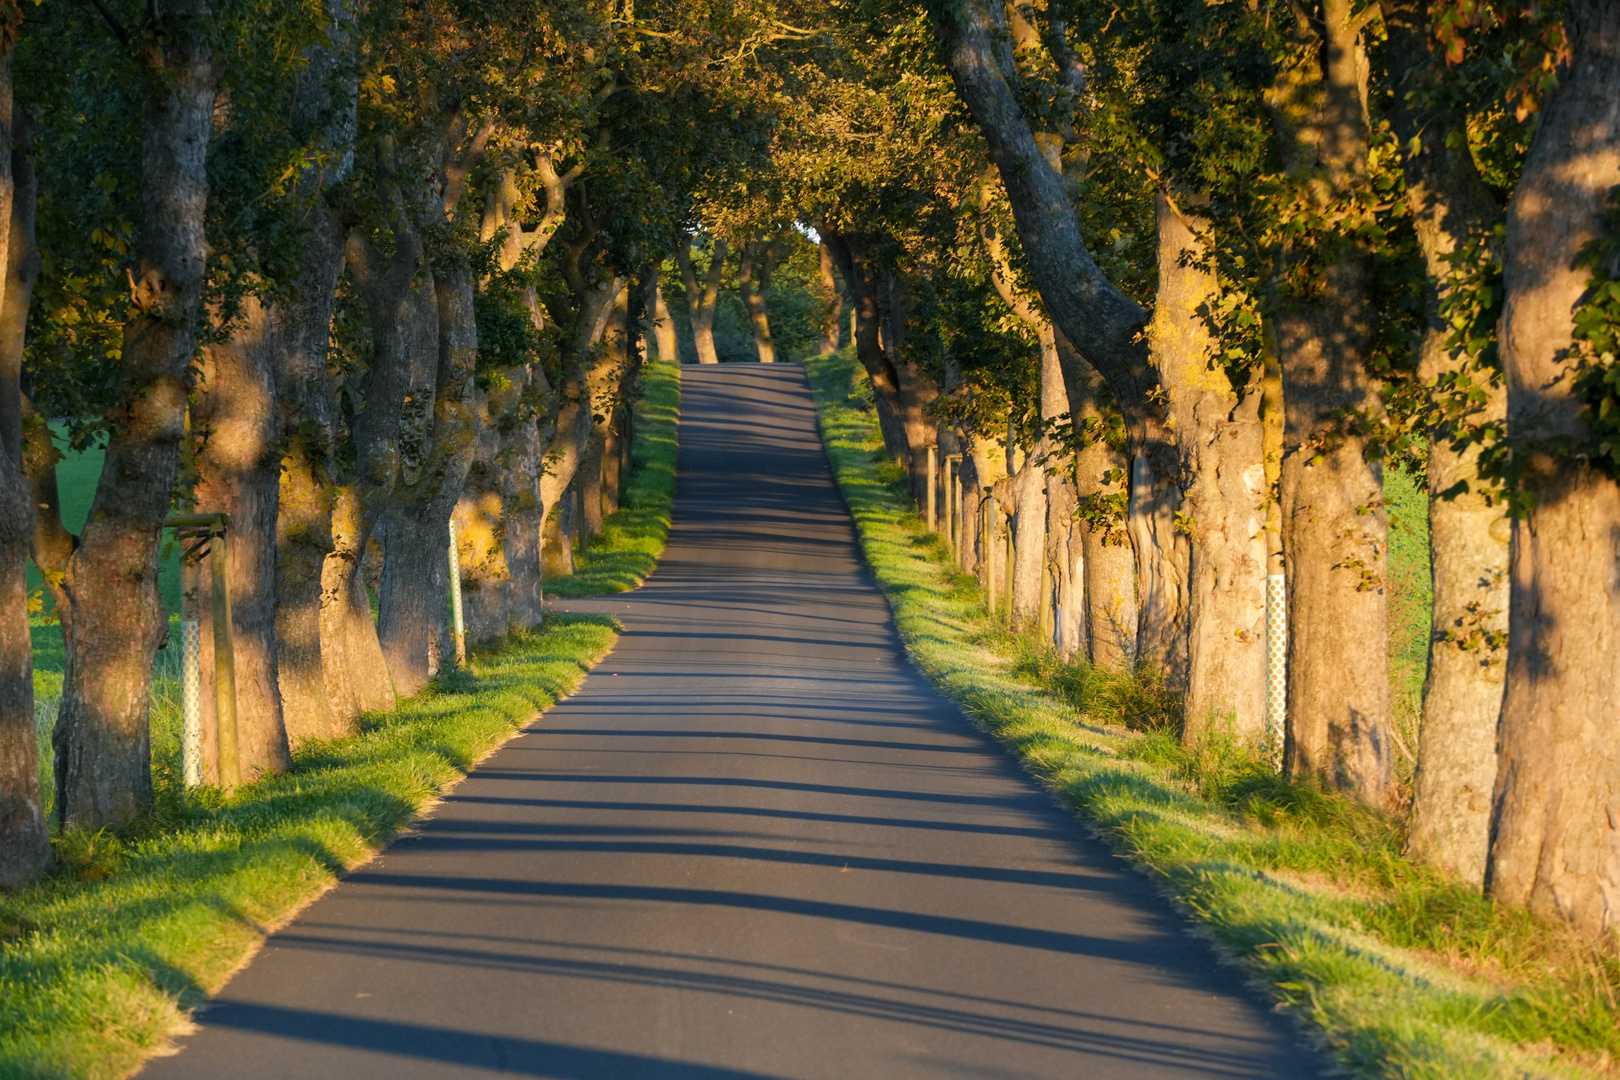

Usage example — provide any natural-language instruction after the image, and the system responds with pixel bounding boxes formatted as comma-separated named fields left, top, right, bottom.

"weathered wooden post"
left=448, top=517, right=467, bottom=666
left=925, top=445, right=937, bottom=531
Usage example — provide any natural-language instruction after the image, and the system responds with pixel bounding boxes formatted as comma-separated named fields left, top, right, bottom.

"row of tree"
left=753, top=0, right=1616, bottom=938
left=0, top=0, right=1616, bottom=945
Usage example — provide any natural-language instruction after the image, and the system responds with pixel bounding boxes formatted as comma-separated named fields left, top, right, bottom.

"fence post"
left=926, top=445, right=937, bottom=531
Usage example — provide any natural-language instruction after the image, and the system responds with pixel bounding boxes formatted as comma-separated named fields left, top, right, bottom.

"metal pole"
left=448, top=518, right=467, bottom=666
left=1264, top=571, right=1287, bottom=768
left=926, top=446, right=937, bottom=532
left=181, top=618, right=202, bottom=787
left=210, top=526, right=240, bottom=793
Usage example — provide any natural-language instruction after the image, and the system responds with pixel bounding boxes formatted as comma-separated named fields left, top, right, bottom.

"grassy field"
left=1, top=363, right=680, bottom=1079
left=804, top=350, right=1619, bottom=1080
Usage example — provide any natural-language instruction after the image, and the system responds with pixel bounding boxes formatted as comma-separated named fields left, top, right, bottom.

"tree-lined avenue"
left=139, top=366, right=1322, bottom=1079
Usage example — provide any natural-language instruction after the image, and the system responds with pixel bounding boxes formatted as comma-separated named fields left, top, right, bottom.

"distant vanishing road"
left=142, top=364, right=1323, bottom=1079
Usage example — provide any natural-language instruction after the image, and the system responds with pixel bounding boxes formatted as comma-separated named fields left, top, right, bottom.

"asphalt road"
left=142, top=364, right=1323, bottom=1079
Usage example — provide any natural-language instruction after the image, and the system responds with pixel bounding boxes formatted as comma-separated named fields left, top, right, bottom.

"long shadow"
left=196, top=1005, right=785, bottom=1079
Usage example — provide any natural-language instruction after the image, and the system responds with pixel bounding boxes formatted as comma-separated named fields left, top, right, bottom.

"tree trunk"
left=676, top=238, right=724, bottom=365
left=194, top=298, right=292, bottom=776
left=52, top=4, right=217, bottom=828
left=818, top=240, right=844, bottom=355
left=739, top=241, right=776, bottom=364
left=377, top=265, right=479, bottom=695
left=1486, top=0, right=1620, bottom=934
left=1270, top=0, right=1394, bottom=805
left=1153, top=195, right=1267, bottom=740
left=454, top=387, right=508, bottom=645
left=320, top=487, right=393, bottom=721
left=651, top=278, right=679, bottom=364
left=1379, top=0, right=1510, bottom=884
left=273, top=0, right=355, bottom=744
left=0, top=71, right=48, bottom=881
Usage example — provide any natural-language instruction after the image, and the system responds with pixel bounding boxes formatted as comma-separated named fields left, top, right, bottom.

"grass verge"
left=0, top=365, right=680, bottom=1079
left=804, top=350, right=1619, bottom=1080
left=547, top=361, right=680, bottom=597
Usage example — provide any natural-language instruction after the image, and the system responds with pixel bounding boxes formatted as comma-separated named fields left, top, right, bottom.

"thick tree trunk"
left=676, top=239, right=725, bottom=365
left=1380, top=0, right=1510, bottom=884
left=378, top=266, right=479, bottom=695
left=53, top=5, right=217, bottom=827
left=1153, top=196, right=1267, bottom=740
left=739, top=242, right=775, bottom=364
left=273, top=0, right=355, bottom=744
left=454, top=388, right=508, bottom=645
left=818, top=241, right=844, bottom=355
left=1486, top=0, right=1620, bottom=934
left=194, top=299, right=292, bottom=776
left=1269, top=0, right=1394, bottom=805
left=0, top=91, right=49, bottom=882
left=320, top=487, right=393, bottom=721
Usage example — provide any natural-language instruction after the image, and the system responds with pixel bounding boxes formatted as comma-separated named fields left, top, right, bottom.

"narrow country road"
left=143, top=366, right=1323, bottom=1079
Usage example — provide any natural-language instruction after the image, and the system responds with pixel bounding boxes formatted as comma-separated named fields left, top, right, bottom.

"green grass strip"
left=804, top=352, right=1609, bottom=1080
left=0, top=364, right=681, bottom=1079
left=548, top=361, right=680, bottom=597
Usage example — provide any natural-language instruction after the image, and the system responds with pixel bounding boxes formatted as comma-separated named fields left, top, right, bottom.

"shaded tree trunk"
left=1270, top=0, right=1394, bottom=804
left=1487, top=0, right=1620, bottom=935
left=194, top=299, right=292, bottom=776
left=0, top=79, right=48, bottom=883
left=1381, top=0, right=1510, bottom=886
left=273, top=0, right=356, bottom=744
left=676, top=238, right=724, bottom=365
left=50, top=2, right=218, bottom=827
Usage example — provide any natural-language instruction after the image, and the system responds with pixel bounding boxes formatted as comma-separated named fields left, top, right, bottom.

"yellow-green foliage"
left=549, top=361, right=680, bottom=597
left=805, top=351, right=1620, bottom=1080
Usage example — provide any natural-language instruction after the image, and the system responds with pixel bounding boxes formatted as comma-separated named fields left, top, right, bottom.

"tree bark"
left=1153, top=195, right=1267, bottom=740
left=1380, top=0, right=1510, bottom=884
left=676, top=238, right=724, bottom=365
left=1486, top=0, right=1620, bottom=934
left=0, top=73, right=48, bottom=883
left=454, top=389, right=508, bottom=644
left=739, top=241, right=776, bottom=364
left=651, top=279, right=679, bottom=365
left=51, top=1, right=217, bottom=827
left=194, top=298, right=292, bottom=776
left=272, top=0, right=355, bottom=744
left=1269, top=0, right=1395, bottom=805
left=818, top=240, right=844, bottom=356
left=377, top=265, right=478, bottom=695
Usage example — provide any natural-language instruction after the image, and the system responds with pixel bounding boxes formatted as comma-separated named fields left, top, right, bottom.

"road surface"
left=142, top=364, right=1322, bottom=1079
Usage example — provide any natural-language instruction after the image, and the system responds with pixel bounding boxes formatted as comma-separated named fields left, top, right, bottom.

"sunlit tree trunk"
left=453, top=389, right=508, bottom=644
left=739, top=241, right=776, bottom=364
left=818, top=240, right=844, bottom=355
left=676, top=238, right=724, bottom=365
left=1487, top=0, right=1620, bottom=935
left=651, top=279, right=679, bottom=365
left=1152, top=195, right=1266, bottom=740
left=51, top=1, right=218, bottom=827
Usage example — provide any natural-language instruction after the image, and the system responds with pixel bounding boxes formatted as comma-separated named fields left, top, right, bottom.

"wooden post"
left=1003, top=508, right=1014, bottom=626
left=943, top=455, right=957, bottom=555
left=209, top=525, right=240, bottom=793
left=983, top=492, right=995, bottom=615
left=926, top=445, right=937, bottom=531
